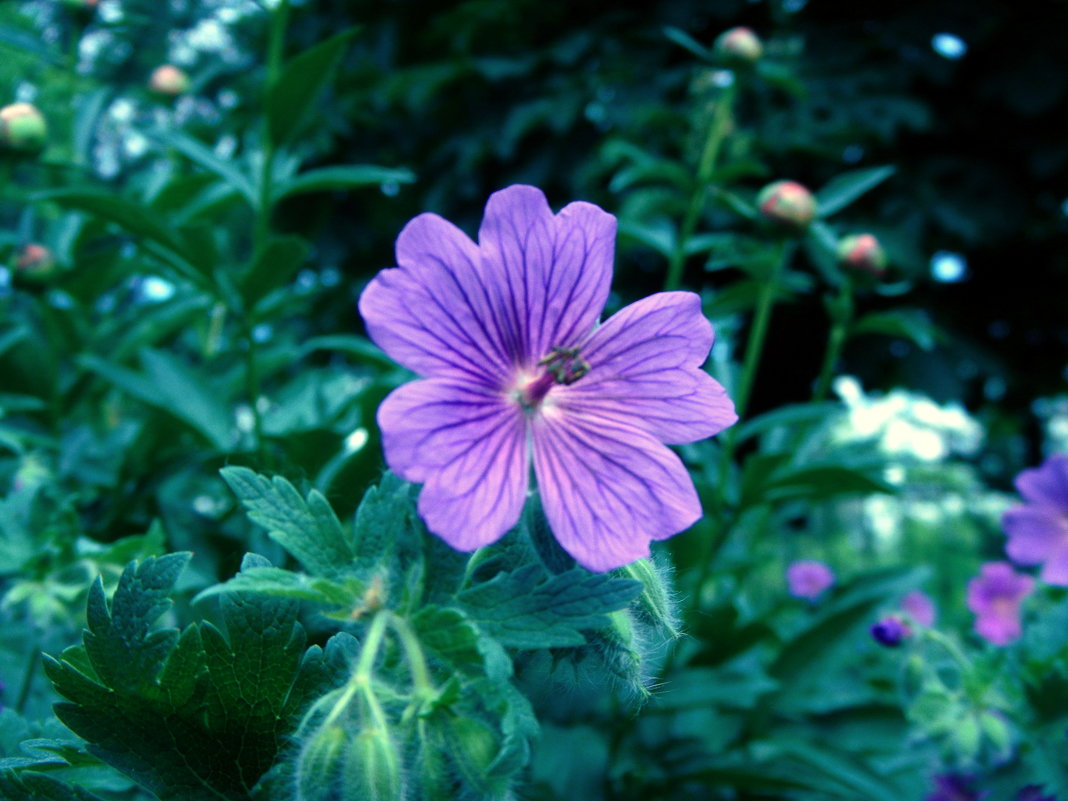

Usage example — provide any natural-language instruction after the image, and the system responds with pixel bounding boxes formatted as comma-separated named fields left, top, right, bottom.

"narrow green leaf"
left=151, top=129, right=257, bottom=207
left=0, top=770, right=108, bottom=801
left=267, top=28, right=360, bottom=146
left=662, top=25, right=712, bottom=60
left=851, top=308, right=943, bottom=351
left=220, top=467, right=355, bottom=577
left=275, top=165, right=415, bottom=200
left=240, top=235, right=310, bottom=308
left=297, top=334, right=397, bottom=368
left=138, top=349, right=234, bottom=450
left=815, top=165, right=895, bottom=217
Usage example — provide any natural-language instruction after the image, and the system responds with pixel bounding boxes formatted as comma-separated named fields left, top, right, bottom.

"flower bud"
left=445, top=716, right=504, bottom=796
left=149, top=65, right=191, bottom=97
left=870, top=616, right=911, bottom=647
left=13, top=243, right=57, bottom=283
left=296, top=724, right=349, bottom=801
left=713, top=27, right=763, bottom=64
left=0, top=103, right=47, bottom=153
left=344, top=727, right=405, bottom=801
left=837, top=233, right=888, bottom=277
left=757, top=180, right=816, bottom=230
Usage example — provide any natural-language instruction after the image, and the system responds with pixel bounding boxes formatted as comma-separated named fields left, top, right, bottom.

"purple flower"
left=786, top=560, right=835, bottom=599
left=358, top=185, right=737, bottom=571
left=1002, top=453, right=1068, bottom=585
left=1016, top=786, right=1056, bottom=801
left=967, top=562, right=1034, bottom=646
left=870, top=616, right=911, bottom=647
left=901, top=589, right=937, bottom=627
left=926, top=773, right=987, bottom=801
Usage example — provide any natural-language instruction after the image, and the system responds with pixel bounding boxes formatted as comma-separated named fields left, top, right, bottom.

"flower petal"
left=531, top=409, right=701, bottom=571
left=1015, top=453, right=1068, bottom=511
left=1039, top=547, right=1068, bottom=587
left=1003, top=504, right=1068, bottom=565
left=359, top=213, right=512, bottom=385
left=478, top=185, right=614, bottom=365
left=558, top=291, right=737, bottom=444
left=377, top=378, right=530, bottom=551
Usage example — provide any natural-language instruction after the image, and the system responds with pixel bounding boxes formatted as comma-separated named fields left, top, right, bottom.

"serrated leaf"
left=815, top=165, right=895, bottom=218
left=412, top=605, right=488, bottom=675
left=351, top=472, right=414, bottom=573
left=267, top=28, right=360, bottom=146
left=193, top=564, right=363, bottom=607
left=275, top=165, right=415, bottom=200
left=851, top=308, right=943, bottom=351
left=220, top=466, right=355, bottom=577
left=459, top=565, right=642, bottom=649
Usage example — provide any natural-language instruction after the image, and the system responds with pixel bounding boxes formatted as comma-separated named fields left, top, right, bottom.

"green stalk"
left=813, top=279, right=853, bottom=402
left=388, top=613, right=436, bottom=720
left=323, top=610, right=389, bottom=727
left=686, top=242, right=792, bottom=609
left=15, top=647, right=39, bottom=715
left=664, top=80, right=737, bottom=291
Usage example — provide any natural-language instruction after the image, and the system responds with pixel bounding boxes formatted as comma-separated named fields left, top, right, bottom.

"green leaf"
left=33, top=189, right=205, bottom=279
left=733, top=402, right=841, bottom=445
left=44, top=554, right=352, bottom=801
left=193, top=564, right=363, bottom=608
left=662, top=25, right=712, bottom=60
left=240, top=235, right=310, bottom=308
left=151, top=129, right=257, bottom=207
left=220, top=466, right=356, bottom=577
left=267, top=28, right=360, bottom=146
left=0, top=770, right=107, bottom=801
left=296, top=334, right=397, bottom=368
left=617, top=219, right=675, bottom=259
left=275, top=165, right=415, bottom=200
left=351, top=472, right=414, bottom=573
left=851, top=308, right=943, bottom=351
left=772, top=740, right=905, bottom=801
left=755, top=463, right=895, bottom=505
left=459, top=565, right=642, bottom=649
left=411, top=605, right=489, bottom=675
left=815, top=165, right=895, bottom=217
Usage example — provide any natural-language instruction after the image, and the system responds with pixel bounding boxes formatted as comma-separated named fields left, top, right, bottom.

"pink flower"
left=359, top=185, right=737, bottom=571
left=1002, top=452, right=1068, bottom=585
left=786, top=560, right=835, bottom=599
left=901, top=590, right=937, bottom=627
left=967, top=562, right=1034, bottom=646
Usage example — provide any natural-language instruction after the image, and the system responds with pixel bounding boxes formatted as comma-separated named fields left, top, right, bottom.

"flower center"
left=514, top=346, right=590, bottom=410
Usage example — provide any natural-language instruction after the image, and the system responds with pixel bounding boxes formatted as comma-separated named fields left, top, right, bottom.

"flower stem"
left=255, top=0, right=290, bottom=253
left=15, top=646, right=39, bottom=715
left=813, top=279, right=853, bottom=402
left=323, top=610, right=389, bottom=728
left=664, top=80, right=737, bottom=291
left=687, top=242, right=792, bottom=609
left=387, top=613, right=436, bottom=721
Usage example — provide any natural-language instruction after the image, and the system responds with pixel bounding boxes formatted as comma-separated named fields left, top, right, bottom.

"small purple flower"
left=926, top=773, right=987, bottom=801
left=871, top=616, right=911, bottom=647
left=967, top=562, right=1034, bottom=646
left=902, top=589, right=937, bottom=627
left=359, top=185, right=737, bottom=571
left=786, top=560, right=835, bottom=599
left=1002, top=453, right=1068, bottom=585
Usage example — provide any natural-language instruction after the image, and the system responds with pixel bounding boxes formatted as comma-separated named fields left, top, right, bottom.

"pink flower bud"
left=0, top=103, right=47, bottom=153
left=713, top=27, right=763, bottom=64
left=13, top=243, right=57, bottom=282
left=757, top=180, right=816, bottom=230
left=149, top=65, right=191, bottom=97
left=837, top=233, right=888, bottom=277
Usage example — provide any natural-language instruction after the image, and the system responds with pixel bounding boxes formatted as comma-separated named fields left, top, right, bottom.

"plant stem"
left=387, top=613, right=435, bottom=720
left=813, top=279, right=853, bottom=402
left=15, top=646, right=39, bottom=715
left=687, top=242, right=792, bottom=609
left=664, top=80, right=737, bottom=291
left=323, top=610, right=389, bottom=727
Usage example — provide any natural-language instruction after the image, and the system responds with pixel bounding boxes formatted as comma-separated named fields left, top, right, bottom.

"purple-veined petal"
left=558, top=291, right=737, bottom=444
left=377, top=378, right=530, bottom=551
left=478, top=185, right=614, bottom=366
left=531, top=408, right=701, bottom=571
left=359, top=213, right=512, bottom=386
left=1015, top=453, right=1068, bottom=511
left=1003, top=505, right=1068, bottom=565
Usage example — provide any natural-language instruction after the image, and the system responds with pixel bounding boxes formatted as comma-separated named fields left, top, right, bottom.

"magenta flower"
left=1002, top=452, right=1068, bottom=585
left=870, top=616, right=911, bottom=647
left=901, top=589, right=937, bottom=627
left=358, top=185, right=736, bottom=571
left=967, top=561, right=1034, bottom=646
left=786, top=560, right=835, bottom=599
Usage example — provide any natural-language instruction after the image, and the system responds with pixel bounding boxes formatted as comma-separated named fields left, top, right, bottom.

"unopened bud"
left=713, top=27, right=763, bottom=64
left=345, top=727, right=405, bottom=801
left=870, top=616, right=911, bottom=647
left=757, top=180, right=816, bottom=230
left=149, top=65, right=191, bottom=97
left=296, top=724, right=348, bottom=801
left=837, top=233, right=888, bottom=277
left=621, top=557, right=679, bottom=637
left=13, top=243, right=57, bottom=283
left=0, top=103, right=47, bottom=153
left=446, top=716, right=503, bottom=796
